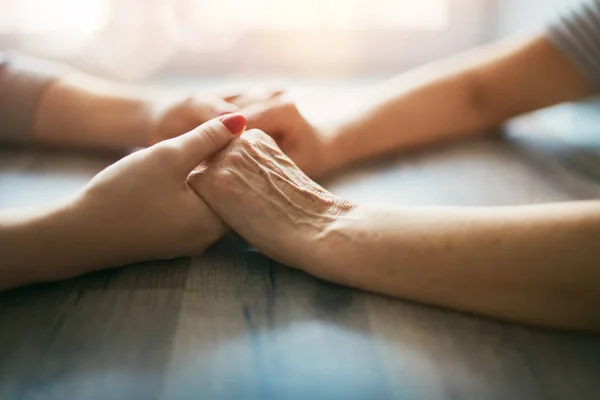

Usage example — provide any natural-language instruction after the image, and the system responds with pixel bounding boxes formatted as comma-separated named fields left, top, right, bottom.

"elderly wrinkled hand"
left=186, top=128, right=355, bottom=274
left=236, top=96, right=339, bottom=179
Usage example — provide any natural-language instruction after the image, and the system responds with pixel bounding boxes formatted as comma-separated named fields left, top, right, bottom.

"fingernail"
left=219, top=113, right=247, bottom=135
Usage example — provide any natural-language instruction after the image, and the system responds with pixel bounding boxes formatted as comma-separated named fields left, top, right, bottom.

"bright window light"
left=1, top=0, right=449, bottom=34
left=238, top=0, right=448, bottom=30
left=18, top=0, right=108, bottom=34
left=180, top=0, right=449, bottom=31
left=374, top=0, right=449, bottom=30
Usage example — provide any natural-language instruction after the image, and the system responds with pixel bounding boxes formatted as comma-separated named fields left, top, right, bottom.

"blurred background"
left=2, top=0, right=598, bottom=149
left=0, top=0, right=585, bottom=80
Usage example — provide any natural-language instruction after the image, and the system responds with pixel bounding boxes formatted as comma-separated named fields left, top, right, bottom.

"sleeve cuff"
left=546, top=0, right=600, bottom=90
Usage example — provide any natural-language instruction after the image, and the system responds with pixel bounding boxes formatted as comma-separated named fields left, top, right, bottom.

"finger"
left=208, top=98, right=240, bottom=117
left=221, top=92, right=242, bottom=103
left=241, top=97, right=295, bottom=136
left=186, top=96, right=239, bottom=121
left=169, top=113, right=247, bottom=173
left=224, top=85, right=285, bottom=108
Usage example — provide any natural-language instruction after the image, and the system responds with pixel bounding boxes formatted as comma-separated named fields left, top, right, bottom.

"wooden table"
left=2, top=108, right=600, bottom=399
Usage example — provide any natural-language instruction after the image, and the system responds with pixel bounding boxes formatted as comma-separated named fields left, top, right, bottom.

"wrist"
left=313, top=204, right=372, bottom=281
left=320, top=120, right=367, bottom=175
left=303, top=197, right=360, bottom=275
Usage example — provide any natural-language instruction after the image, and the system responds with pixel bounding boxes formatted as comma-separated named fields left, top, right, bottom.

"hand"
left=147, top=94, right=238, bottom=145
left=33, top=73, right=274, bottom=150
left=71, top=113, right=247, bottom=267
left=148, top=87, right=283, bottom=146
left=237, top=96, right=338, bottom=179
left=187, top=129, right=355, bottom=275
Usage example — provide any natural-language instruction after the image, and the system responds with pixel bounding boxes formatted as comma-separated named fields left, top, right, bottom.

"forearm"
left=318, top=202, right=600, bottom=331
left=0, top=193, right=135, bottom=290
left=325, top=56, right=488, bottom=170
left=326, top=34, right=594, bottom=170
left=33, top=73, right=154, bottom=149
left=0, top=200, right=96, bottom=290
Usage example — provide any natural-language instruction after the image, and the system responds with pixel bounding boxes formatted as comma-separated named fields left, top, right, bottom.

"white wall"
left=493, top=0, right=586, bottom=38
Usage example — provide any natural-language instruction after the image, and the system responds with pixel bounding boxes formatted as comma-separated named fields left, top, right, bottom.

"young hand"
left=0, top=114, right=247, bottom=289
left=75, top=113, right=248, bottom=264
left=148, top=86, right=284, bottom=145
left=147, top=94, right=239, bottom=145
left=33, top=74, right=273, bottom=150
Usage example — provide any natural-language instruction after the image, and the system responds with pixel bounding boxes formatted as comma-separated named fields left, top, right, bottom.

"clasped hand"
left=66, top=110, right=352, bottom=277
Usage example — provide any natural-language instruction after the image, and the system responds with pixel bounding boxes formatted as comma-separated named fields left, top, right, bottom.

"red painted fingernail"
left=219, top=113, right=247, bottom=135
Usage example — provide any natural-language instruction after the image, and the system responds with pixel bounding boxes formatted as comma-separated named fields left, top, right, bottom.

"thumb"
left=170, top=113, right=247, bottom=173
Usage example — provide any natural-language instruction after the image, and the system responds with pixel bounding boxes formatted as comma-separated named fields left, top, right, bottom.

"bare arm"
left=0, top=202, right=95, bottom=289
left=327, top=34, right=595, bottom=170
left=0, top=115, right=245, bottom=291
left=244, top=34, right=595, bottom=178
left=32, top=73, right=157, bottom=149
left=318, top=202, right=600, bottom=331
left=0, top=53, right=238, bottom=150
left=189, top=129, right=600, bottom=332
left=0, top=54, right=150, bottom=149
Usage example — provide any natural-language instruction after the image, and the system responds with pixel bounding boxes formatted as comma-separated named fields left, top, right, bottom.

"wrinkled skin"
left=187, top=129, right=355, bottom=271
left=235, top=96, right=333, bottom=179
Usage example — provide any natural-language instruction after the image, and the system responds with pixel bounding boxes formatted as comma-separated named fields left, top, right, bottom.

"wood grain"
left=2, top=129, right=600, bottom=399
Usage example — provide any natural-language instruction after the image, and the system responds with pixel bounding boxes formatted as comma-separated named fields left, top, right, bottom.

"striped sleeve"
left=0, top=51, right=72, bottom=144
left=547, top=0, right=600, bottom=89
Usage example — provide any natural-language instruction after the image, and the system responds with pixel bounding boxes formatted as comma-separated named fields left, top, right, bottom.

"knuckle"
left=186, top=164, right=207, bottom=185
left=188, top=162, right=237, bottom=193
left=244, top=128, right=270, bottom=143
left=245, top=129, right=278, bottom=149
